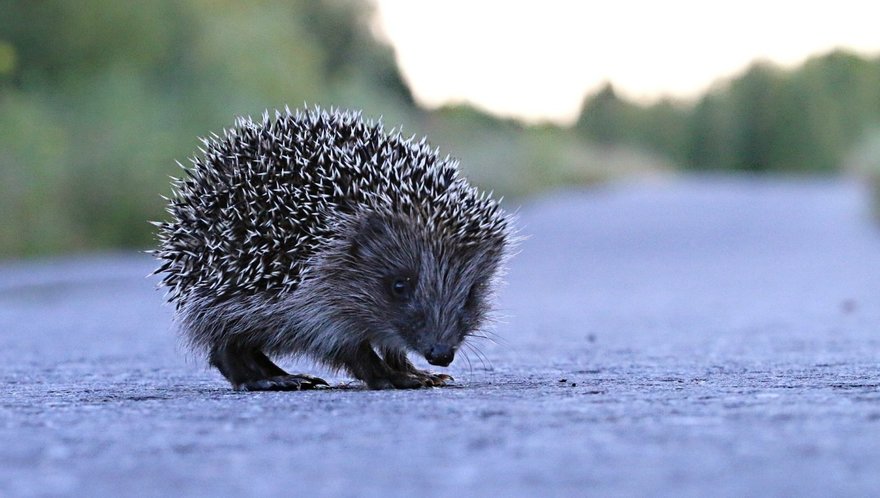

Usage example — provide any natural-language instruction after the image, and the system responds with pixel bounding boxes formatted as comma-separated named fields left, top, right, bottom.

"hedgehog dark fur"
left=154, top=106, right=512, bottom=390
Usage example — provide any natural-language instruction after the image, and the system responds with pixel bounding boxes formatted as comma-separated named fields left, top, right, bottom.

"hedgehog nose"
left=425, top=344, right=454, bottom=367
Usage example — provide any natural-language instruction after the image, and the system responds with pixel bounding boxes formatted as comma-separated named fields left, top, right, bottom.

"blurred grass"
left=423, top=107, right=670, bottom=197
left=1, top=0, right=878, bottom=258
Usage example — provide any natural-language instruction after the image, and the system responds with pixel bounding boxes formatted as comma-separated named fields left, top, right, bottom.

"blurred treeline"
left=1, top=0, right=879, bottom=258
left=577, top=51, right=880, bottom=173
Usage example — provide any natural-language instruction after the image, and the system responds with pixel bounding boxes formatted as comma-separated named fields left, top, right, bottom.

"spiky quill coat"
left=154, top=107, right=511, bottom=389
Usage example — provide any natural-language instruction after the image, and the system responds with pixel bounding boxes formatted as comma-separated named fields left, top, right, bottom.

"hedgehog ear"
left=348, top=211, right=388, bottom=259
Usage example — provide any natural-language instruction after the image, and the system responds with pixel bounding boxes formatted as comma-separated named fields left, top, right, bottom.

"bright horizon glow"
left=374, top=0, right=880, bottom=125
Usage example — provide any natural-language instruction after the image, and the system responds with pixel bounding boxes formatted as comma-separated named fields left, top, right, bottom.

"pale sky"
left=373, top=0, right=880, bottom=125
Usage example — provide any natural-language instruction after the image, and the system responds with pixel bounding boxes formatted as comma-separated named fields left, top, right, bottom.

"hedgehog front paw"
left=380, top=349, right=453, bottom=387
left=353, top=343, right=449, bottom=389
left=363, top=372, right=420, bottom=390
left=236, top=374, right=329, bottom=391
left=364, top=371, right=452, bottom=390
left=411, top=370, right=454, bottom=387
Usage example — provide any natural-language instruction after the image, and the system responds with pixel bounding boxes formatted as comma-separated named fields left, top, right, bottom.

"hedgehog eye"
left=389, top=277, right=413, bottom=301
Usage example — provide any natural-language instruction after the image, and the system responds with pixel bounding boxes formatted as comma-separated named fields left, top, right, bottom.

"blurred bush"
left=844, top=128, right=880, bottom=218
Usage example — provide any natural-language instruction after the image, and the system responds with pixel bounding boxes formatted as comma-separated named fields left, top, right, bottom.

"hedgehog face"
left=344, top=211, right=504, bottom=366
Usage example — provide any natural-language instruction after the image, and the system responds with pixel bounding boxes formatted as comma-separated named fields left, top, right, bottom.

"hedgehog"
left=153, top=106, right=513, bottom=391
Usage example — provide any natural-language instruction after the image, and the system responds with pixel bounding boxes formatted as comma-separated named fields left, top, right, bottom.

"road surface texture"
left=1, top=176, right=879, bottom=497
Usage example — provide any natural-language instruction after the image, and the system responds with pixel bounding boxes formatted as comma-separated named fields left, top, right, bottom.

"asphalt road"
left=2, top=176, right=879, bottom=497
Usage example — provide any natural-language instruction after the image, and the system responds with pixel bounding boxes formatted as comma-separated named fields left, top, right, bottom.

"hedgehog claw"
left=407, top=369, right=453, bottom=387
left=434, top=373, right=454, bottom=383
left=423, top=372, right=454, bottom=387
left=237, top=374, right=328, bottom=391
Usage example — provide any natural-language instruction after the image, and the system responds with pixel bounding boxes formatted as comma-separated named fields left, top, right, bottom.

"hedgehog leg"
left=347, top=343, right=432, bottom=390
left=209, top=345, right=328, bottom=391
left=382, top=349, right=453, bottom=387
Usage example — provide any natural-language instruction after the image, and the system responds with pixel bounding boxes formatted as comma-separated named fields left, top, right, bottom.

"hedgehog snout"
left=425, top=344, right=455, bottom=367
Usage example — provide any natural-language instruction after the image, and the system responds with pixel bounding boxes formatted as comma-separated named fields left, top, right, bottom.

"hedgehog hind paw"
left=236, top=374, right=329, bottom=391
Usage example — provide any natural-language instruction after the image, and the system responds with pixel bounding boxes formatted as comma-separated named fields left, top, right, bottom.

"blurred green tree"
left=576, top=83, right=635, bottom=145
left=0, top=0, right=422, bottom=257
